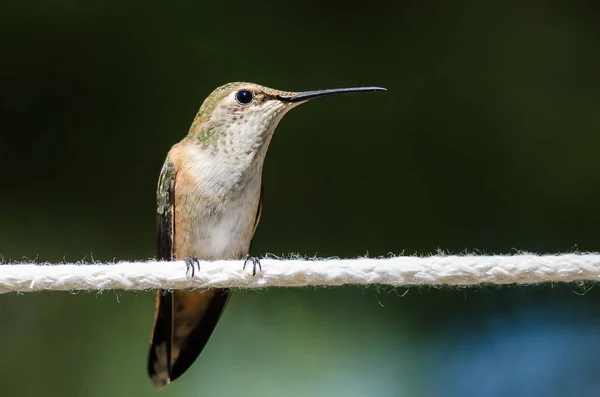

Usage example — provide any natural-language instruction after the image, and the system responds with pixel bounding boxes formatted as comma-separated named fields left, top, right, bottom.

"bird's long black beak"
left=276, top=86, right=386, bottom=103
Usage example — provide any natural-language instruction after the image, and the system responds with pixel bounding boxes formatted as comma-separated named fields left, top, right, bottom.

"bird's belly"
left=174, top=198, right=258, bottom=261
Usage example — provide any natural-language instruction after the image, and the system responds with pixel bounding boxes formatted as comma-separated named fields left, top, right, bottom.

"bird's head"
left=185, top=82, right=385, bottom=160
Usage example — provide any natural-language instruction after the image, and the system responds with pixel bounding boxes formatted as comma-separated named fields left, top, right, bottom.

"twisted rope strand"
left=1, top=254, right=599, bottom=294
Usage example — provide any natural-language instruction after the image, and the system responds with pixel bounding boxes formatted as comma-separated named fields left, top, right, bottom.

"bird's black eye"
left=235, top=90, right=254, bottom=105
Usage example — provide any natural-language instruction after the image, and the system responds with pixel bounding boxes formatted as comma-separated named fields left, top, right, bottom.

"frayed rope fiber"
left=1, top=254, right=600, bottom=294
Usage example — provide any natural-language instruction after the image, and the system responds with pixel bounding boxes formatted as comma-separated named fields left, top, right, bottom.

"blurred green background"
left=2, top=0, right=600, bottom=396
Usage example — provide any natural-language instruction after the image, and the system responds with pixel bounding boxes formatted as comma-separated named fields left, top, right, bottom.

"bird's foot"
left=243, top=255, right=262, bottom=276
left=184, top=257, right=201, bottom=277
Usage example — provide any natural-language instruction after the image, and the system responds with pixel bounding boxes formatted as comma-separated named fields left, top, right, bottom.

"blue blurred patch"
left=428, top=303, right=600, bottom=397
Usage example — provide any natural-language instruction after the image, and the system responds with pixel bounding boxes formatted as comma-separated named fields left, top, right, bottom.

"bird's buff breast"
left=172, top=148, right=261, bottom=260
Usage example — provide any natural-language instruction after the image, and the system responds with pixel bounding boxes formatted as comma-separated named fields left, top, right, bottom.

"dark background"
left=2, top=1, right=600, bottom=396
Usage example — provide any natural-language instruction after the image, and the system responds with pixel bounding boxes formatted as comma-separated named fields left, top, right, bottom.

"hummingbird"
left=147, top=82, right=386, bottom=387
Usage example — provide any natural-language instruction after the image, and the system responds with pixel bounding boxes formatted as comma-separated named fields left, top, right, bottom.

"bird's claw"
left=243, top=256, right=262, bottom=276
left=185, top=257, right=201, bottom=277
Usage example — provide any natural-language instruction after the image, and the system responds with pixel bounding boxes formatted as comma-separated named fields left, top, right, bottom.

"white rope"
left=1, top=253, right=600, bottom=294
